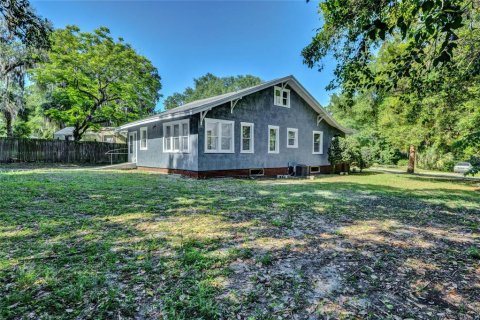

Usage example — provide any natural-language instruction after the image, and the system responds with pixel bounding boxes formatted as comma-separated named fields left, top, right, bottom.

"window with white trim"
left=287, top=128, right=298, bottom=148
left=240, top=122, right=254, bottom=153
left=274, top=86, right=290, bottom=108
left=205, top=118, right=234, bottom=153
left=268, top=125, right=279, bottom=153
left=140, top=127, right=148, bottom=150
left=313, top=131, right=323, bottom=154
left=163, top=119, right=190, bottom=153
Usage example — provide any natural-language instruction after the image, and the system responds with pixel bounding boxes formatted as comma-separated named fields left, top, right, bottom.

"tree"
left=32, top=26, right=161, bottom=141
left=164, top=73, right=262, bottom=110
left=0, top=0, right=51, bottom=137
left=311, top=2, right=480, bottom=173
left=327, top=136, right=343, bottom=170
left=0, top=0, right=51, bottom=49
left=302, top=0, right=479, bottom=96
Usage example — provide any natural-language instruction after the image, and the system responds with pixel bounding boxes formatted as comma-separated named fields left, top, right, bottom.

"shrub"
left=397, top=159, right=409, bottom=167
left=465, top=156, right=480, bottom=176
left=417, top=148, right=456, bottom=171
left=328, top=136, right=373, bottom=172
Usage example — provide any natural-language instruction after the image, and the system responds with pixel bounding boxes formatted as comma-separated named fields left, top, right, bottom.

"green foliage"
left=328, top=136, right=373, bottom=172
left=303, top=0, right=479, bottom=96
left=22, top=85, right=58, bottom=139
left=417, top=147, right=456, bottom=172
left=306, top=1, right=479, bottom=171
left=466, top=246, right=480, bottom=259
left=164, top=73, right=262, bottom=110
left=465, top=156, right=480, bottom=176
left=32, top=25, right=161, bottom=140
left=327, top=136, right=343, bottom=167
left=0, top=0, right=52, bottom=49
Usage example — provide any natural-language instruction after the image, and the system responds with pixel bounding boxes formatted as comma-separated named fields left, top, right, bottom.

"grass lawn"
left=0, top=169, right=479, bottom=319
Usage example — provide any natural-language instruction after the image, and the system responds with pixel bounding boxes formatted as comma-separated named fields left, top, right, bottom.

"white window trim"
left=268, top=125, right=280, bottom=154
left=204, top=118, right=235, bottom=154
left=286, top=128, right=298, bottom=148
left=312, top=130, right=324, bottom=154
left=274, top=86, right=290, bottom=108
left=163, top=119, right=190, bottom=153
left=240, top=122, right=254, bottom=154
left=140, top=127, right=148, bottom=150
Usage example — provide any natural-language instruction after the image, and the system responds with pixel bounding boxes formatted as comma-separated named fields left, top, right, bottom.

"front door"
left=128, top=131, right=137, bottom=163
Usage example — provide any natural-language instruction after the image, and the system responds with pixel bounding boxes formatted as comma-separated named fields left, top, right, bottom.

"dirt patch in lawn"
left=0, top=170, right=479, bottom=319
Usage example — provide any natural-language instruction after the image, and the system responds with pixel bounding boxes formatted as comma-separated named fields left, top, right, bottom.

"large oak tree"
left=33, top=26, right=161, bottom=141
left=0, top=0, right=51, bottom=137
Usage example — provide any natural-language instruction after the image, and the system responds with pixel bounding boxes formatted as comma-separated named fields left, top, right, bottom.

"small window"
left=163, top=119, right=189, bottom=153
left=287, top=128, right=298, bottom=148
left=274, top=86, right=290, bottom=108
left=310, top=166, right=320, bottom=174
left=140, top=127, right=148, bottom=150
left=313, top=131, right=323, bottom=154
left=241, top=122, right=254, bottom=153
left=205, top=118, right=234, bottom=153
left=268, top=125, right=279, bottom=154
left=249, top=168, right=264, bottom=176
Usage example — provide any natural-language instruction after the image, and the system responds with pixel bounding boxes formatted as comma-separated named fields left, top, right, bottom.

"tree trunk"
left=73, top=127, right=82, bottom=141
left=407, top=145, right=416, bottom=174
left=3, top=110, right=13, bottom=138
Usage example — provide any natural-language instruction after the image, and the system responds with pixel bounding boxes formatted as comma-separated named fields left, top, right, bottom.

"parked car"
left=453, top=162, right=473, bottom=173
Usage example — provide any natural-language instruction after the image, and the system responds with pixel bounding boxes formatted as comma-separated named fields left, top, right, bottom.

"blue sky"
left=31, top=0, right=336, bottom=111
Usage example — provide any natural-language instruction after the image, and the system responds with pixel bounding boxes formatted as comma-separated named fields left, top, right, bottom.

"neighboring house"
left=117, top=75, right=351, bottom=178
left=54, top=127, right=126, bottom=143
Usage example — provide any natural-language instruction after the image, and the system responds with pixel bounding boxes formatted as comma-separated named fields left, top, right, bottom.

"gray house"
left=117, top=75, right=350, bottom=178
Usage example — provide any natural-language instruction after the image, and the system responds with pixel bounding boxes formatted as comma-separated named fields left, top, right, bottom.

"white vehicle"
left=453, top=162, right=473, bottom=173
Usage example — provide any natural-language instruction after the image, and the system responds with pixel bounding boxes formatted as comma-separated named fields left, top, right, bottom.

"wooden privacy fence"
left=0, top=138, right=128, bottom=164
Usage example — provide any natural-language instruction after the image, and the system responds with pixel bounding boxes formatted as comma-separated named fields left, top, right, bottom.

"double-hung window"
left=205, top=118, right=234, bottom=153
left=312, top=131, right=323, bottom=154
left=140, top=127, right=148, bottom=150
left=268, top=125, right=279, bottom=153
left=287, top=128, right=298, bottom=148
left=163, top=119, right=190, bottom=153
left=274, top=86, right=290, bottom=108
left=240, top=122, right=254, bottom=153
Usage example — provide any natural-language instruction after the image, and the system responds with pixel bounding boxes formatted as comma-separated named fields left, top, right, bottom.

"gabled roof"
left=54, top=127, right=75, bottom=136
left=117, top=75, right=351, bottom=134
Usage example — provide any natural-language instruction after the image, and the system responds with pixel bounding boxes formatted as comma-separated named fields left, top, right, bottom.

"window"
left=205, top=118, right=234, bottom=153
left=268, top=125, right=279, bottom=153
left=313, top=131, right=323, bottom=154
left=249, top=168, right=264, bottom=176
left=129, top=134, right=134, bottom=154
left=240, top=122, right=254, bottom=153
left=140, top=127, right=148, bottom=150
left=310, top=166, right=320, bottom=174
left=163, top=119, right=190, bottom=153
left=274, top=86, right=290, bottom=108
left=287, top=128, right=298, bottom=148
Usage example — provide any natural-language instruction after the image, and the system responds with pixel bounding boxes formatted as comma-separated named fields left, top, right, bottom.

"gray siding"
left=127, top=115, right=199, bottom=171
left=197, top=86, right=342, bottom=171
left=127, top=85, right=342, bottom=171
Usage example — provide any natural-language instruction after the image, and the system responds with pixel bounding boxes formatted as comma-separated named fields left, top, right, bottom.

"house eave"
left=116, top=75, right=352, bottom=134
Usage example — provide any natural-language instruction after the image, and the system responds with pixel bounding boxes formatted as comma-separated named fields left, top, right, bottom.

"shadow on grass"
left=0, top=170, right=479, bottom=319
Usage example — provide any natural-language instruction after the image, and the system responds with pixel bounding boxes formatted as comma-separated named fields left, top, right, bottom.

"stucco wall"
left=126, top=85, right=343, bottom=172
left=127, top=115, right=199, bottom=171
left=196, top=86, right=342, bottom=171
